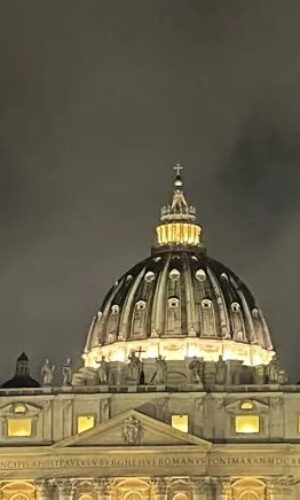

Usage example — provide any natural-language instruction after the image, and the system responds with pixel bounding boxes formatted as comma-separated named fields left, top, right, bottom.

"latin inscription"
left=0, top=454, right=300, bottom=472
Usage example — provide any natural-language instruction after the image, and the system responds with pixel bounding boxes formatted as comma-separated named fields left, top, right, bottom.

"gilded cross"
left=174, top=163, right=183, bottom=176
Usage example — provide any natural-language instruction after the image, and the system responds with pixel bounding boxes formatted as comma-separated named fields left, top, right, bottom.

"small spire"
left=160, top=164, right=195, bottom=222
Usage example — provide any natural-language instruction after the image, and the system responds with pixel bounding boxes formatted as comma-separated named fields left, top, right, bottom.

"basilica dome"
left=83, top=167, right=274, bottom=367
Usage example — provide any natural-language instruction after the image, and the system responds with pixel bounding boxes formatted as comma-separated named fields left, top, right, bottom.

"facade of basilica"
left=0, top=167, right=299, bottom=499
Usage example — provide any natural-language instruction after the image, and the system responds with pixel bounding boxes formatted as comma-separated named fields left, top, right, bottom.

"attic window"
left=201, top=299, right=212, bottom=309
left=111, top=305, right=119, bottom=315
left=169, top=269, right=180, bottom=281
left=171, top=415, right=188, bottom=433
left=77, top=415, right=95, bottom=434
left=195, top=269, right=206, bottom=282
left=231, top=302, right=241, bottom=313
left=252, top=308, right=259, bottom=319
left=240, top=400, right=253, bottom=410
left=144, top=271, right=155, bottom=283
left=7, top=418, right=32, bottom=437
left=14, top=404, right=26, bottom=414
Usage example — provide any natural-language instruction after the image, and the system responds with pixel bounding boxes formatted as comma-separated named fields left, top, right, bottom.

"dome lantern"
left=155, top=164, right=204, bottom=250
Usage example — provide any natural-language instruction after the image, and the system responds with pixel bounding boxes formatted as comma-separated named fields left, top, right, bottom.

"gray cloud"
left=0, top=0, right=299, bottom=381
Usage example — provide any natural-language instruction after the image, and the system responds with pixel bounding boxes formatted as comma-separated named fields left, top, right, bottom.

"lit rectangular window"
left=171, top=414, right=188, bottom=433
left=7, top=418, right=32, bottom=437
left=235, top=415, right=259, bottom=434
left=77, top=415, right=95, bottom=434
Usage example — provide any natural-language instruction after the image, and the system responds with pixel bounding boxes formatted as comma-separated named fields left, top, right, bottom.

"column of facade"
left=190, top=477, right=210, bottom=500
left=213, top=477, right=231, bottom=500
left=151, top=478, right=168, bottom=500
left=35, top=479, right=54, bottom=500
left=55, top=479, right=76, bottom=500
left=94, top=478, right=112, bottom=500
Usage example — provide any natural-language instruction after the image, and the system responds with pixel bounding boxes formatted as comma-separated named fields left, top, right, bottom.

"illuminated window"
left=77, top=415, right=95, bottom=434
left=297, top=416, right=300, bottom=433
left=7, top=418, right=32, bottom=437
left=240, top=400, right=253, bottom=410
left=235, top=415, right=259, bottom=434
left=171, top=415, right=188, bottom=433
left=14, top=403, right=26, bottom=414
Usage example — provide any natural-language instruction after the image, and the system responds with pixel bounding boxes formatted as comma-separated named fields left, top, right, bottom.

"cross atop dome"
left=174, top=163, right=183, bottom=177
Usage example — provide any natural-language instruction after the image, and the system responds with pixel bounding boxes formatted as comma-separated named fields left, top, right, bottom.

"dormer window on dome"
left=155, top=164, right=203, bottom=249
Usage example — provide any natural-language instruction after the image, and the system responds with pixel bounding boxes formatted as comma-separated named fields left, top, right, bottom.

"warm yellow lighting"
left=171, top=414, right=188, bottom=433
left=235, top=415, right=259, bottom=434
left=7, top=418, right=32, bottom=437
left=14, top=403, right=26, bottom=414
left=240, top=400, right=253, bottom=410
left=156, top=223, right=201, bottom=246
left=77, top=415, right=95, bottom=434
left=298, top=416, right=300, bottom=433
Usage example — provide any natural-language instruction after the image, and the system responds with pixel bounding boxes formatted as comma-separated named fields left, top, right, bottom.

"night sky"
left=0, top=1, right=299, bottom=383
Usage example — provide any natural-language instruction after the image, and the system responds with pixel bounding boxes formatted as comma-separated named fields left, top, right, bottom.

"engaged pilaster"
left=56, top=479, right=76, bottom=500
left=35, top=479, right=54, bottom=500
left=94, top=478, right=112, bottom=500
left=214, top=477, right=231, bottom=500
left=151, top=478, right=168, bottom=500
left=190, top=477, right=209, bottom=500
left=266, top=476, right=295, bottom=499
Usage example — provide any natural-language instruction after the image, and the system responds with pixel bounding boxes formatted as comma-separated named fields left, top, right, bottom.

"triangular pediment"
left=54, top=409, right=211, bottom=448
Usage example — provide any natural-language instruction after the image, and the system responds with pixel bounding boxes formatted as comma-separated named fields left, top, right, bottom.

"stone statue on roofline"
left=97, top=356, right=110, bottom=385
left=155, top=355, right=167, bottom=384
left=62, top=357, right=72, bottom=386
left=215, top=355, right=227, bottom=385
left=127, top=351, right=141, bottom=384
left=267, top=354, right=281, bottom=384
left=189, top=356, right=203, bottom=384
left=41, top=359, right=55, bottom=386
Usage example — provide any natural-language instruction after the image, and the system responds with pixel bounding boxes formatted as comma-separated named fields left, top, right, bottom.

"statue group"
left=39, top=352, right=287, bottom=388
left=189, top=355, right=227, bottom=385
